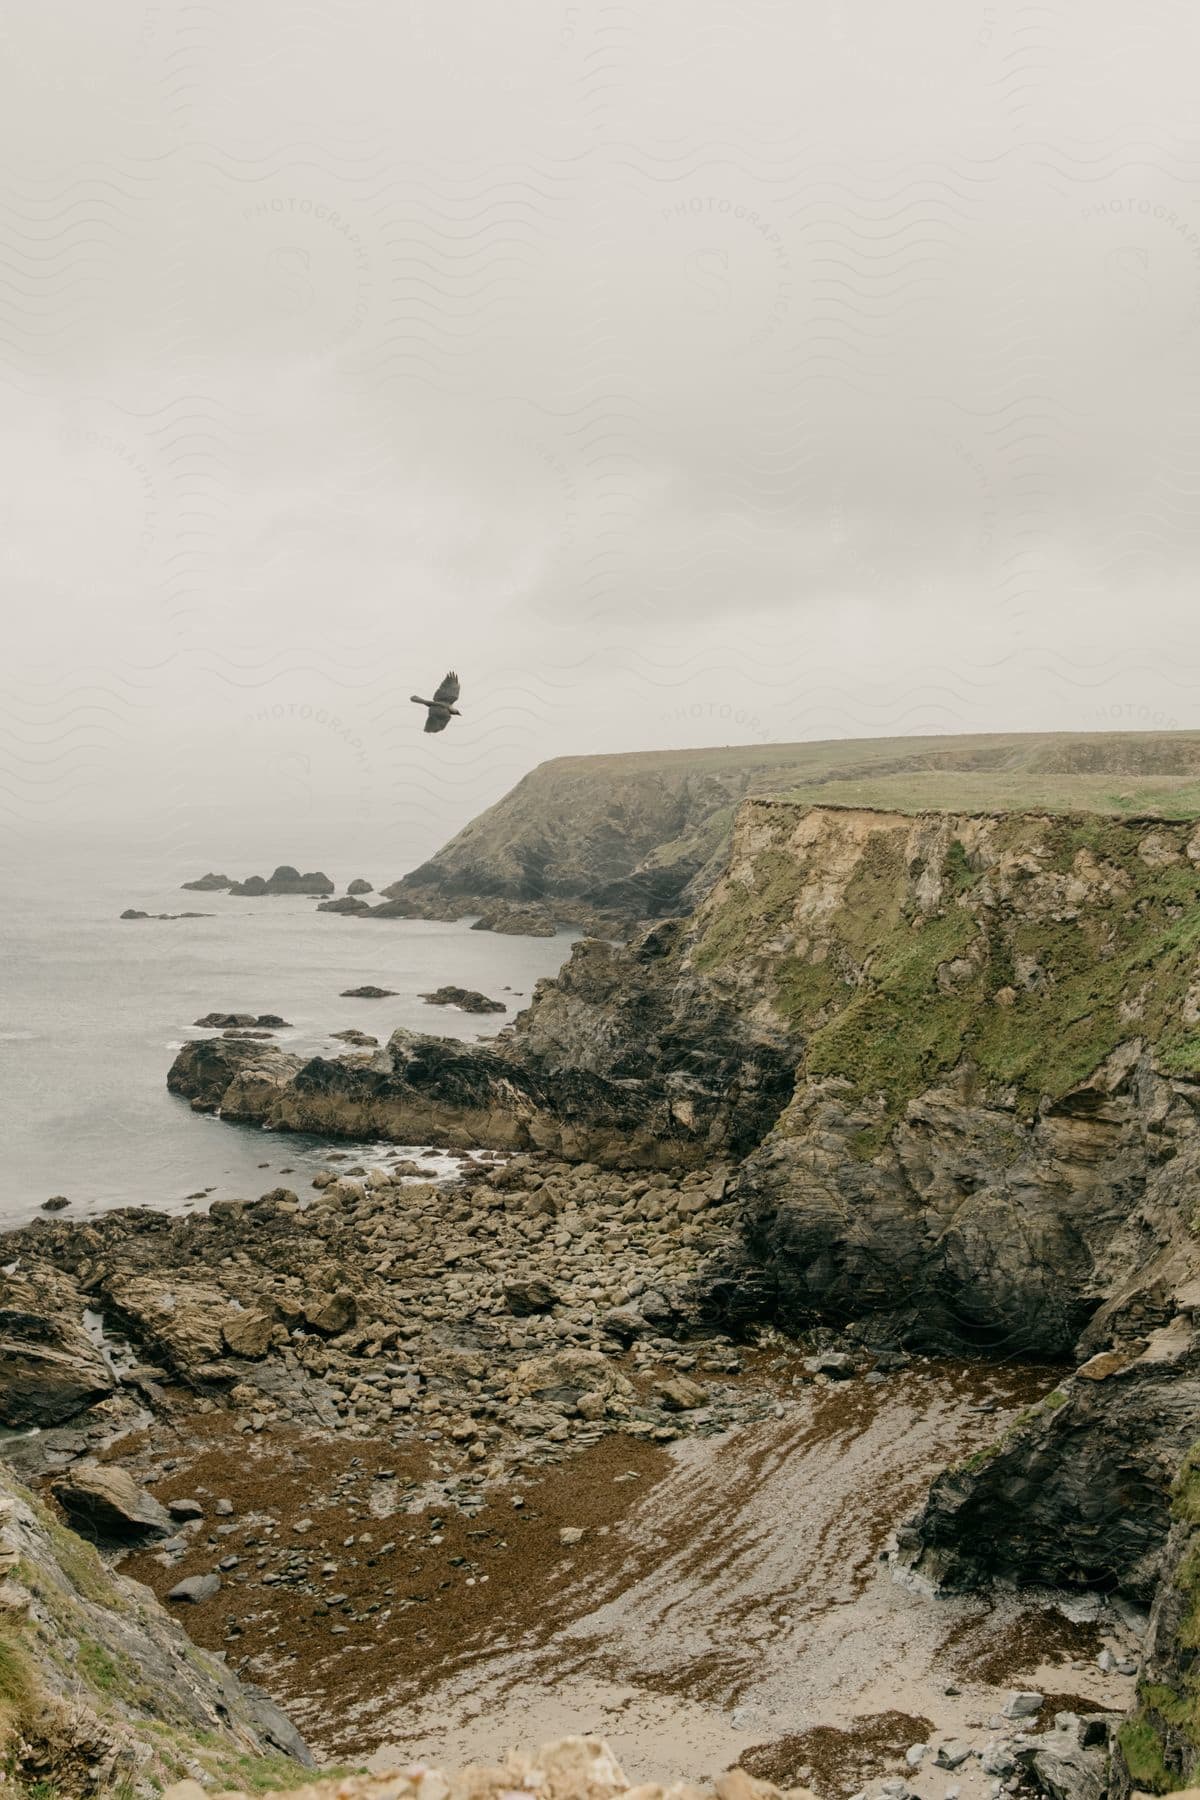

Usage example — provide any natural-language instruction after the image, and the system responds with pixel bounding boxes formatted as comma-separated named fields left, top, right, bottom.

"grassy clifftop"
left=689, top=801, right=1200, bottom=1146
left=387, top=732, right=1200, bottom=924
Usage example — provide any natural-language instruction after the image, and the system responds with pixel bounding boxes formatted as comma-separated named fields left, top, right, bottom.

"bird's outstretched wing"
left=424, top=707, right=451, bottom=733
left=432, top=670, right=460, bottom=705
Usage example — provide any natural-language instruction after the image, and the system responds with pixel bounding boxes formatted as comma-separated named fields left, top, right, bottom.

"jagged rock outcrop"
left=0, top=1465, right=312, bottom=1798
left=1113, top=1453, right=1200, bottom=1791
left=0, top=1265, right=116, bottom=1426
left=693, top=803, right=1200, bottom=1355
left=168, top=919, right=795, bottom=1166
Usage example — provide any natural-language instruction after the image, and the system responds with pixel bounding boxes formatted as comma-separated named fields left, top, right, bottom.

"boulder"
left=101, top=1274, right=235, bottom=1374
left=182, top=872, right=233, bottom=891
left=503, top=1276, right=559, bottom=1315
left=51, top=1464, right=172, bottom=1543
left=222, top=1310, right=278, bottom=1359
left=303, top=1290, right=357, bottom=1335
left=600, top=1305, right=654, bottom=1344
left=934, top=1743, right=973, bottom=1769
left=655, top=1376, right=709, bottom=1412
left=41, top=1196, right=70, bottom=1212
left=168, top=1572, right=221, bottom=1602
left=318, top=896, right=373, bottom=915
left=347, top=879, right=373, bottom=895
left=167, top=1498, right=204, bottom=1521
left=340, top=986, right=397, bottom=999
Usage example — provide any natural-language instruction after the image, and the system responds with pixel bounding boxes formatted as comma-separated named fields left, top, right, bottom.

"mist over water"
left=0, top=845, right=573, bottom=1227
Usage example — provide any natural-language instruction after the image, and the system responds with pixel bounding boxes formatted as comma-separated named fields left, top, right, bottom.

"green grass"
left=1114, top=1446, right=1200, bottom=1792
left=0, top=1629, right=32, bottom=1716
left=1119, top=1716, right=1179, bottom=1792
left=780, top=769, right=1200, bottom=818
left=693, top=809, right=1200, bottom=1142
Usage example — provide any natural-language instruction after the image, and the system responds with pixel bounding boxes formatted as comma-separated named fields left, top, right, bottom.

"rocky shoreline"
left=14, top=791, right=1200, bottom=1794
left=149, top=797, right=1200, bottom=1793
left=0, top=1150, right=1135, bottom=1793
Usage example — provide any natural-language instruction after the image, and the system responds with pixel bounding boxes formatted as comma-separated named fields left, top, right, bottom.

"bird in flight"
left=411, top=670, right=461, bottom=733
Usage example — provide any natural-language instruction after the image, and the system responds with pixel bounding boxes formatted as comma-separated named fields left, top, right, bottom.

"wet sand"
left=123, top=1357, right=1139, bottom=1791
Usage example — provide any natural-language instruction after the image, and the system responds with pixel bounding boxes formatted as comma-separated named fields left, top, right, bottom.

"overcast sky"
left=3, top=0, right=1200, bottom=872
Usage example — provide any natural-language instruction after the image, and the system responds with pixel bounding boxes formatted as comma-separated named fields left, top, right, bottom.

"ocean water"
left=0, top=860, right=574, bottom=1230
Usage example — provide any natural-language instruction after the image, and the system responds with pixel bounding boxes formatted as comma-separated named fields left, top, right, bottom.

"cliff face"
left=382, top=754, right=758, bottom=922
left=0, top=1462, right=313, bottom=1799
left=693, top=802, right=1200, bottom=1357
left=380, top=731, right=1200, bottom=928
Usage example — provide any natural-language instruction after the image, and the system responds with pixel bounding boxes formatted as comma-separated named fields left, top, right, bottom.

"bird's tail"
left=410, top=695, right=428, bottom=706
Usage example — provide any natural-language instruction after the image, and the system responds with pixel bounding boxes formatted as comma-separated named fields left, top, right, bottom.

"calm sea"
left=0, top=853, right=573, bottom=1229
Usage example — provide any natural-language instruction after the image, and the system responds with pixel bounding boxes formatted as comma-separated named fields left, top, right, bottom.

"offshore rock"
left=421, top=985, right=506, bottom=1013
left=228, top=865, right=334, bottom=897
left=181, top=870, right=232, bottom=890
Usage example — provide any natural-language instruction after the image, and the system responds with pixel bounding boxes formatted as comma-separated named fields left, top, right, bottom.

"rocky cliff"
left=0, top=1460, right=314, bottom=1799
left=164, top=790, right=1200, bottom=1782
left=693, top=803, right=1200, bottom=1354
left=379, top=731, right=1200, bottom=929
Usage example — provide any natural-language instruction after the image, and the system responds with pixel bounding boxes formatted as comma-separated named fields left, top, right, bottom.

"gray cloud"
left=3, top=0, right=1200, bottom=871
